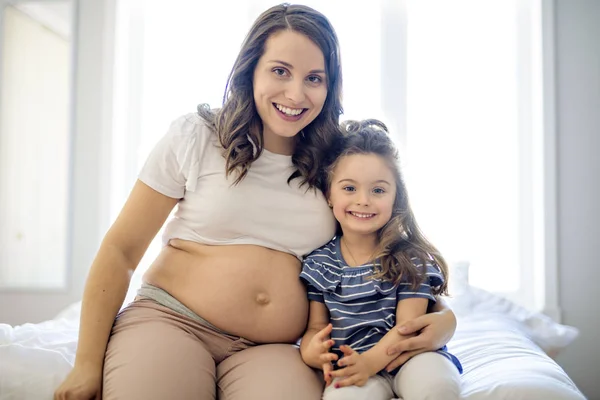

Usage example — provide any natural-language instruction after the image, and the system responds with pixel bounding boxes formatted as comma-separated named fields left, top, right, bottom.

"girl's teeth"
left=351, top=212, right=374, bottom=218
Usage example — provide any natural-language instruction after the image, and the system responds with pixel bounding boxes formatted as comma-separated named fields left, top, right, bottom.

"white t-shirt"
left=138, top=112, right=336, bottom=259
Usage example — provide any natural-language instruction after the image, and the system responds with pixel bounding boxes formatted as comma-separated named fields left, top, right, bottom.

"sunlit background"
left=108, top=0, right=546, bottom=309
left=1, top=0, right=547, bottom=310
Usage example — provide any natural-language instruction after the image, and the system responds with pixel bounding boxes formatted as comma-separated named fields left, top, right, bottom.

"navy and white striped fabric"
left=300, top=236, right=462, bottom=373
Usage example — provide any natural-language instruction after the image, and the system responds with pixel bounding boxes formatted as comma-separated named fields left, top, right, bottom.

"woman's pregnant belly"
left=143, top=240, right=309, bottom=343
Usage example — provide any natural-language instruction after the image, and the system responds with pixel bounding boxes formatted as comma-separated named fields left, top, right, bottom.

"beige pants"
left=102, top=298, right=323, bottom=400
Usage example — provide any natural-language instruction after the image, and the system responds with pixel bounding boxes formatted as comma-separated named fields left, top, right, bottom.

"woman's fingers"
left=393, top=308, right=457, bottom=351
left=385, top=348, right=423, bottom=371
left=387, top=333, right=428, bottom=356
left=397, top=313, right=432, bottom=335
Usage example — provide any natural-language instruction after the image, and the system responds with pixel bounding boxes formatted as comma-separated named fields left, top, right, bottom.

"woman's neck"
left=340, top=233, right=378, bottom=267
left=262, top=128, right=296, bottom=155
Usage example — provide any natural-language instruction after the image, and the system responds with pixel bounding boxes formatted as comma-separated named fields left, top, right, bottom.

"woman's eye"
left=343, top=186, right=355, bottom=192
left=373, top=188, right=385, bottom=194
left=273, top=68, right=288, bottom=77
left=307, top=75, right=323, bottom=84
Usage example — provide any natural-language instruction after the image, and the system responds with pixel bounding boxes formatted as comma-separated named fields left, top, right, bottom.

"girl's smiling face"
left=328, top=153, right=397, bottom=240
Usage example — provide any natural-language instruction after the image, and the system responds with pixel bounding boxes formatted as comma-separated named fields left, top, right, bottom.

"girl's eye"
left=373, top=187, right=385, bottom=194
left=343, top=186, right=355, bottom=192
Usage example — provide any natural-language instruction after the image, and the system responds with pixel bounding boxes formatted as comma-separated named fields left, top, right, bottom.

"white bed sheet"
left=449, top=313, right=584, bottom=399
left=0, top=302, right=586, bottom=400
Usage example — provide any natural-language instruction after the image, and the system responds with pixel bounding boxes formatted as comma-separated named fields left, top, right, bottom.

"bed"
left=0, top=267, right=586, bottom=400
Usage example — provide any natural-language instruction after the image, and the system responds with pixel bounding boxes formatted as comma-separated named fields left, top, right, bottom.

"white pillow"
left=446, top=261, right=579, bottom=357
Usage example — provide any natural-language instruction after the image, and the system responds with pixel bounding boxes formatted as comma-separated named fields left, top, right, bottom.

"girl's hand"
left=323, top=361, right=334, bottom=387
left=329, top=345, right=375, bottom=388
left=302, top=323, right=338, bottom=370
left=385, top=307, right=457, bottom=371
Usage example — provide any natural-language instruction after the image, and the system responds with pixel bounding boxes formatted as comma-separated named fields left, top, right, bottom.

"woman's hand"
left=384, top=307, right=457, bottom=372
left=54, top=363, right=102, bottom=400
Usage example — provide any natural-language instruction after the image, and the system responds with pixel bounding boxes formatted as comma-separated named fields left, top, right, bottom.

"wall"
left=554, top=0, right=600, bottom=398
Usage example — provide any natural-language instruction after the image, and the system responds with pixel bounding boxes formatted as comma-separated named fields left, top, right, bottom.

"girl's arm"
left=300, top=301, right=337, bottom=369
left=354, top=298, right=429, bottom=375
left=430, top=295, right=452, bottom=312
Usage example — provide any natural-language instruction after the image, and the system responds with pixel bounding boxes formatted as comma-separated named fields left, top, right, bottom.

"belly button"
left=255, top=293, right=270, bottom=306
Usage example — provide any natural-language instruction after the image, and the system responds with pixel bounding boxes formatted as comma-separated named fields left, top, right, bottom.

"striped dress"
left=300, top=236, right=462, bottom=373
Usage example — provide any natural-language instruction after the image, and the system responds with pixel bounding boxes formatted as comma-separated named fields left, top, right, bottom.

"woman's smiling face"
left=252, top=29, right=328, bottom=154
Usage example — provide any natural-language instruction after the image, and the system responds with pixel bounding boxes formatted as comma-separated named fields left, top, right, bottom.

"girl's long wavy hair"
left=325, top=119, right=449, bottom=295
left=198, top=3, right=343, bottom=188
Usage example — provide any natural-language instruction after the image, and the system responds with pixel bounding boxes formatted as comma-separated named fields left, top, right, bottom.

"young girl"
left=300, top=119, right=462, bottom=400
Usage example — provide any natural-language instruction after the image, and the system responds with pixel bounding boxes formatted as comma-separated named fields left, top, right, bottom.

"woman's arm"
left=353, top=298, right=428, bottom=374
left=74, top=181, right=178, bottom=368
left=384, top=296, right=457, bottom=371
left=54, top=180, right=177, bottom=400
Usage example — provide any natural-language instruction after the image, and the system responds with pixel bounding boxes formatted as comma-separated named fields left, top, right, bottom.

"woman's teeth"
left=275, top=103, right=304, bottom=116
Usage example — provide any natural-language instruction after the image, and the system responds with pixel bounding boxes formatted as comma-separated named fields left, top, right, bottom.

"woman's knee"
left=218, top=344, right=323, bottom=400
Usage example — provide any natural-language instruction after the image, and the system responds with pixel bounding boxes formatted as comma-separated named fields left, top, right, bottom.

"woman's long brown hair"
left=198, top=4, right=343, bottom=189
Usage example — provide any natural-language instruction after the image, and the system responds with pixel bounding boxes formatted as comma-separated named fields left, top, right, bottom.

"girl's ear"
left=326, top=191, right=333, bottom=208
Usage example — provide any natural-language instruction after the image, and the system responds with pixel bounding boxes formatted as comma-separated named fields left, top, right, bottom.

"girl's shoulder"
left=411, top=255, right=445, bottom=288
left=302, top=237, right=342, bottom=271
left=300, top=237, right=343, bottom=289
left=305, top=236, right=338, bottom=261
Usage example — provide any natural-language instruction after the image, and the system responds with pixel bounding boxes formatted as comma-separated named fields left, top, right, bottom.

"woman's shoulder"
left=168, top=112, right=216, bottom=140
left=159, top=111, right=222, bottom=158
